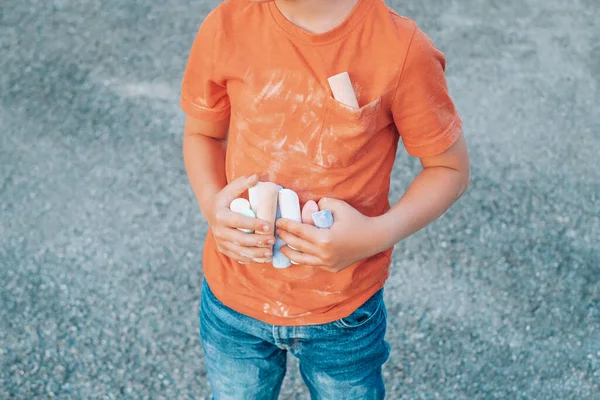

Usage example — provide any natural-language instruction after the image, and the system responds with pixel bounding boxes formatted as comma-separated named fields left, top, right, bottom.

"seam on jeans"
left=335, top=295, right=383, bottom=329
left=288, top=337, right=299, bottom=350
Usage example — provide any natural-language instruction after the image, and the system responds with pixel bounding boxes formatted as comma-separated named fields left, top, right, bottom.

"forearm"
left=373, top=165, right=469, bottom=252
left=182, top=134, right=227, bottom=224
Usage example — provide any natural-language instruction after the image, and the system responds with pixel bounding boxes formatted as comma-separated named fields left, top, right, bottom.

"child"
left=181, top=0, right=470, bottom=398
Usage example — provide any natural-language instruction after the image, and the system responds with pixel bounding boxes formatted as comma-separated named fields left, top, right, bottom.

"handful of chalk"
left=230, top=181, right=335, bottom=268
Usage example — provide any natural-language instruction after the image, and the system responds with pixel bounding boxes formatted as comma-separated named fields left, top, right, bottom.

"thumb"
left=221, top=174, right=259, bottom=205
left=317, top=197, right=344, bottom=217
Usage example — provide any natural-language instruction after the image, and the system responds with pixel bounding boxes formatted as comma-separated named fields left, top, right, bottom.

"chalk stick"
left=301, top=200, right=319, bottom=225
left=312, top=209, right=334, bottom=229
left=327, top=72, right=359, bottom=110
left=272, top=236, right=292, bottom=269
left=277, top=188, right=302, bottom=255
left=254, top=182, right=278, bottom=263
left=230, top=198, right=251, bottom=213
left=279, top=189, right=301, bottom=223
left=272, top=201, right=292, bottom=268
left=238, top=208, right=256, bottom=234
left=248, top=183, right=261, bottom=215
left=229, top=198, right=255, bottom=233
left=257, top=182, right=279, bottom=229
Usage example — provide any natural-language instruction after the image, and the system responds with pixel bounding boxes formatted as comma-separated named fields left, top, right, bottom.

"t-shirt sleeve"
left=180, top=9, right=230, bottom=123
left=392, top=26, right=462, bottom=158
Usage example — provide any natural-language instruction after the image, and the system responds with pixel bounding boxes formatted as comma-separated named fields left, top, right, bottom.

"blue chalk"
left=272, top=236, right=291, bottom=268
left=272, top=202, right=291, bottom=268
left=272, top=250, right=292, bottom=269
left=312, top=209, right=334, bottom=229
left=274, top=236, right=286, bottom=250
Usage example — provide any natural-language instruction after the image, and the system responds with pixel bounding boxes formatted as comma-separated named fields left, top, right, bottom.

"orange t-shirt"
left=181, top=0, right=462, bottom=326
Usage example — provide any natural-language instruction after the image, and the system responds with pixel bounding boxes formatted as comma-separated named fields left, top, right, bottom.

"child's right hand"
left=209, top=175, right=275, bottom=263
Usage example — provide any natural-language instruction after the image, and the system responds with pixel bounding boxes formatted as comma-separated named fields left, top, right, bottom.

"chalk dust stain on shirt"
left=256, top=75, right=285, bottom=103
left=264, top=298, right=312, bottom=318
left=273, top=136, right=287, bottom=151
left=290, top=140, right=308, bottom=154
left=312, top=290, right=342, bottom=296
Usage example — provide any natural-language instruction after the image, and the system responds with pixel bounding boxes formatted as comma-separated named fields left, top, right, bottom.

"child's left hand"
left=276, top=198, right=382, bottom=273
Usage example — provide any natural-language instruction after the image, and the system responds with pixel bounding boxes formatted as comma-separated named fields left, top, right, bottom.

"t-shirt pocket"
left=310, top=96, right=382, bottom=168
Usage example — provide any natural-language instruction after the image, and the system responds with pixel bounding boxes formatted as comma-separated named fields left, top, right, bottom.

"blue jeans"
left=200, top=280, right=390, bottom=399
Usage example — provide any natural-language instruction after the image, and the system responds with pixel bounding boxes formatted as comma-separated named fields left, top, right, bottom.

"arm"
left=276, top=25, right=468, bottom=271
left=182, top=116, right=229, bottom=225
left=180, top=9, right=273, bottom=262
left=372, top=132, right=470, bottom=252
left=275, top=134, right=469, bottom=271
left=183, top=116, right=274, bottom=262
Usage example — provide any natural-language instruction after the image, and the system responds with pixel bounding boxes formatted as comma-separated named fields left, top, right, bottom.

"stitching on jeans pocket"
left=333, top=293, right=384, bottom=329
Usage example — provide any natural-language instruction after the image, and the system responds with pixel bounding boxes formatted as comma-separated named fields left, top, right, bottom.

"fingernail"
left=267, top=239, right=275, bottom=245
left=264, top=252, right=272, bottom=257
left=262, top=225, right=269, bottom=232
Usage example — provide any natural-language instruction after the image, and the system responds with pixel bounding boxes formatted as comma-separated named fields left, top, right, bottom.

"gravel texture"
left=1, top=0, right=599, bottom=398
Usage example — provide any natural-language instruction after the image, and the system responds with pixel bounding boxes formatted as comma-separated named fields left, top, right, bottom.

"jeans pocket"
left=333, top=289, right=384, bottom=329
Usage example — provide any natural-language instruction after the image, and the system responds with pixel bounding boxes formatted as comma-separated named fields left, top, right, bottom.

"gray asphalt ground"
left=1, top=0, right=599, bottom=398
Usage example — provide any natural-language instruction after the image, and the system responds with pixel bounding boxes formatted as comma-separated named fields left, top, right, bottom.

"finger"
left=218, top=247, right=254, bottom=263
left=315, top=265, right=340, bottom=273
left=279, top=246, right=323, bottom=266
left=227, top=229, right=276, bottom=248
left=275, top=218, right=320, bottom=244
left=217, top=209, right=271, bottom=233
left=276, top=229, right=319, bottom=255
left=317, top=197, right=330, bottom=211
left=221, top=240, right=273, bottom=261
left=318, top=197, right=342, bottom=219
left=220, top=174, right=259, bottom=206
left=227, top=253, right=254, bottom=263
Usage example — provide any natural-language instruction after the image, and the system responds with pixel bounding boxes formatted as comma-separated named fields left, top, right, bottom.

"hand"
left=275, top=198, right=381, bottom=272
left=209, top=175, right=275, bottom=263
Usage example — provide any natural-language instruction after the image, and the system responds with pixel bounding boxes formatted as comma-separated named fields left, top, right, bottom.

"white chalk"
left=278, top=189, right=301, bottom=223
left=229, top=198, right=255, bottom=233
left=248, top=183, right=261, bottom=215
left=257, top=182, right=279, bottom=228
left=238, top=208, right=256, bottom=233
left=278, top=188, right=301, bottom=254
left=327, top=72, right=359, bottom=109
left=230, top=198, right=251, bottom=213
